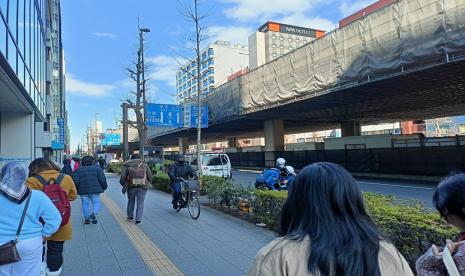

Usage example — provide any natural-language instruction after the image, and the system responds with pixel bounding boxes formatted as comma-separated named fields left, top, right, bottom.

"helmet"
left=276, top=158, right=286, bottom=168
left=286, top=166, right=296, bottom=176
left=176, top=155, right=185, bottom=164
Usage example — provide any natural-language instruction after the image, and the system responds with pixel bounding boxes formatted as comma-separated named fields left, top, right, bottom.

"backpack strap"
left=15, top=192, right=32, bottom=242
left=55, top=173, right=65, bottom=185
left=33, top=175, right=49, bottom=186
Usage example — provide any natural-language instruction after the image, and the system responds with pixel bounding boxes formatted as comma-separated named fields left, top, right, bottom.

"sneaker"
left=46, top=267, right=62, bottom=276
left=90, top=213, right=98, bottom=224
left=172, top=204, right=178, bottom=210
left=84, top=219, right=91, bottom=224
left=126, top=217, right=134, bottom=221
left=135, top=221, right=141, bottom=225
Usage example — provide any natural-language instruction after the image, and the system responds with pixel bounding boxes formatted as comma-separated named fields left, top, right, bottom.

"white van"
left=188, top=153, right=232, bottom=178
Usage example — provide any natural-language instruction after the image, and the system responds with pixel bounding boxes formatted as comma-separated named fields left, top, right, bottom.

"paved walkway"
left=62, top=174, right=276, bottom=275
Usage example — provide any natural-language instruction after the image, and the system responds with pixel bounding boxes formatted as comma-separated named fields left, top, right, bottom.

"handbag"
left=0, top=193, right=31, bottom=265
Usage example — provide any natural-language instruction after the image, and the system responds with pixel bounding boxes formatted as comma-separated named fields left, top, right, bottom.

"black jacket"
left=168, top=162, right=195, bottom=184
left=72, top=165, right=108, bottom=195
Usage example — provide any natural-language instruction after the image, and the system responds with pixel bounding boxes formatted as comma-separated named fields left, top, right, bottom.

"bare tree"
left=177, top=0, right=211, bottom=175
left=124, top=27, right=151, bottom=161
left=427, top=117, right=459, bottom=137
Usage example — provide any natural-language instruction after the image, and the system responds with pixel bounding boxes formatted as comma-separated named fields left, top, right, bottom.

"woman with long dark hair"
left=249, top=162, right=413, bottom=276
left=416, top=173, right=465, bottom=274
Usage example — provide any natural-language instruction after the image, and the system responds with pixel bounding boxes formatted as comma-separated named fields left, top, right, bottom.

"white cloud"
left=278, top=14, right=336, bottom=32
left=207, top=26, right=254, bottom=45
left=339, top=0, right=378, bottom=17
left=221, top=0, right=326, bottom=22
left=66, top=74, right=117, bottom=97
left=92, top=32, right=117, bottom=39
left=146, top=55, right=180, bottom=87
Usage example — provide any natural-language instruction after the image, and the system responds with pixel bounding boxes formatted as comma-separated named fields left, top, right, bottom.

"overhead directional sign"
left=184, top=105, right=208, bottom=128
left=146, top=104, right=183, bottom=127
left=101, top=134, right=121, bottom=146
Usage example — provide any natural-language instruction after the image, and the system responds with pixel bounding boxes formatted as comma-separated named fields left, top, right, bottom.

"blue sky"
left=62, top=0, right=377, bottom=150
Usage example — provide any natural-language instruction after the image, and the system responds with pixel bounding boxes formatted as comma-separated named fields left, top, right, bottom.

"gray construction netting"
left=205, top=0, right=465, bottom=125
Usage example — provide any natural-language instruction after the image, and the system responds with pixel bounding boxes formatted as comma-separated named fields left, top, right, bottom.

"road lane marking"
left=357, top=181, right=434, bottom=190
left=101, top=194, right=184, bottom=276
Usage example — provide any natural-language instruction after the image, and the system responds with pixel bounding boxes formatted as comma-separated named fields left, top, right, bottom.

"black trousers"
left=47, top=240, right=65, bottom=271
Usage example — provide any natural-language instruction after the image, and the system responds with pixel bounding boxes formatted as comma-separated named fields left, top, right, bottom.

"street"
left=231, top=170, right=436, bottom=208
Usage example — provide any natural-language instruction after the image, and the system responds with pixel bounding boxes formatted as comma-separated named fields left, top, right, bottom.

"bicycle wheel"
left=187, top=192, right=200, bottom=219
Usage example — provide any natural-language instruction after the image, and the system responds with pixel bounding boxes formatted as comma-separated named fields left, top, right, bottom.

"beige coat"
left=26, top=170, right=78, bottom=241
left=248, top=236, right=414, bottom=276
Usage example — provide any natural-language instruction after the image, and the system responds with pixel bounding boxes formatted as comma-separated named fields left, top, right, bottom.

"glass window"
left=18, top=0, right=24, bottom=57
left=271, top=35, right=276, bottom=40
left=208, top=48, right=213, bottom=56
left=296, top=39, right=300, bottom=43
left=7, top=35, right=17, bottom=71
left=272, top=53, right=277, bottom=57
left=288, top=38, right=292, bottom=42
left=0, top=15, right=6, bottom=55
left=279, top=36, right=284, bottom=41
left=208, top=59, right=214, bottom=66
left=8, top=0, right=17, bottom=43
left=303, top=40, right=307, bottom=44
left=280, top=45, right=284, bottom=49
left=271, top=44, right=276, bottom=48
left=0, top=0, right=7, bottom=15
left=288, top=46, right=293, bottom=50
left=202, top=52, right=207, bottom=60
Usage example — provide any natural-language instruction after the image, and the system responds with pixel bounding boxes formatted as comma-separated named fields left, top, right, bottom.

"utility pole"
left=139, top=27, right=150, bottom=162
left=121, top=103, right=130, bottom=161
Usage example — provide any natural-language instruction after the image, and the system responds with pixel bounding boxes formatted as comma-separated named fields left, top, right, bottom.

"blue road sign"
left=102, top=134, right=121, bottom=146
left=146, top=104, right=183, bottom=127
left=185, top=105, right=208, bottom=128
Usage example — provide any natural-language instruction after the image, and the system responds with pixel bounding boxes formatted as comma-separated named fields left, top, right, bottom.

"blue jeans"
left=171, top=182, right=182, bottom=206
left=80, top=194, right=101, bottom=219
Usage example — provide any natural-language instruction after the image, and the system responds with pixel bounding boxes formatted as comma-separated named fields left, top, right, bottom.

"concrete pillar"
left=341, top=121, right=362, bottom=137
left=178, top=137, right=189, bottom=154
left=228, top=137, right=237, bottom=148
left=264, top=120, right=285, bottom=167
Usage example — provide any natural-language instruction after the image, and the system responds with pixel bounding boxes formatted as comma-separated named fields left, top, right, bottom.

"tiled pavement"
left=62, top=174, right=276, bottom=275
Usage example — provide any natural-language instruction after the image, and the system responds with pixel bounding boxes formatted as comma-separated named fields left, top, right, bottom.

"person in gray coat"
left=119, top=154, right=152, bottom=225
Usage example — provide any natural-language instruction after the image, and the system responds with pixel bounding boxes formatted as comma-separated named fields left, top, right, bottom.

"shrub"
left=203, top=184, right=459, bottom=269
left=252, top=190, right=287, bottom=229
left=152, top=173, right=171, bottom=193
left=163, top=159, right=174, bottom=171
left=107, top=162, right=123, bottom=174
left=364, top=193, right=457, bottom=266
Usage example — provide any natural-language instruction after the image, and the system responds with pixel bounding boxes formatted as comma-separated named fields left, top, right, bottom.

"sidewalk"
left=62, top=174, right=276, bottom=275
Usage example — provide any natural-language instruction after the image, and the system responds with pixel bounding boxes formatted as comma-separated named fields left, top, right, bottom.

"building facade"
left=248, top=22, right=325, bottom=70
left=0, top=0, right=66, bottom=168
left=176, top=40, right=249, bottom=104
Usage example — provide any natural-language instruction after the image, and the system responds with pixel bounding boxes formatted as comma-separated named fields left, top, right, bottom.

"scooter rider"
left=168, top=155, right=195, bottom=209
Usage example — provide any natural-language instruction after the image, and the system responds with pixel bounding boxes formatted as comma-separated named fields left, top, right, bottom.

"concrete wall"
left=325, top=135, right=393, bottom=150
left=0, top=112, right=35, bottom=166
left=248, top=32, right=266, bottom=70
left=285, top=142, right=323, bottom=151
left=213, top=44, right=249, bottom=86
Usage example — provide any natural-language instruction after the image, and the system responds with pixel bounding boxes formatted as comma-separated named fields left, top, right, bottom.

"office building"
left=176, top=41, right=249, bottom=104
left=0, top=0, right=67, bottom=167
left=248, top=22, right=325, bottom=70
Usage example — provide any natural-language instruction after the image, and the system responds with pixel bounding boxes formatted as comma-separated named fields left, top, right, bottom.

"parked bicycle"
left=176, top=177, right=201, bottom=219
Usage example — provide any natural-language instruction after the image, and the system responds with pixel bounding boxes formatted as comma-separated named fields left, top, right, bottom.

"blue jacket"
left=256, top=168, right=281, bottom=190
left=0, top=190, right=61, bottom=244
left=72, top=165, right=107, bottom=195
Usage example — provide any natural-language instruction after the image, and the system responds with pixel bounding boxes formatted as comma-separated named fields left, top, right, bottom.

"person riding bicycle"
left=168, top=155, right=195, bottom=209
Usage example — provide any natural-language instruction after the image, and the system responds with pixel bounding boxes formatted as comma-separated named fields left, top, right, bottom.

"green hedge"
left=203, top=182, right=458, bottom=268
left=152, top=173, right=171, bottom=193
left=107, top=162, right=123, bottom=174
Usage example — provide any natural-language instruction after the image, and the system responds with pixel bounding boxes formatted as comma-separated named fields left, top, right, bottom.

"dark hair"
left=28, top=158, right=60, bottom=177
left=433, top=173, right=465, bottom=220
left=131, top=154, right=141, bottom=160
left=280, top=162, right=382, bottom=276
left=81, top=156, right=95, bottom=166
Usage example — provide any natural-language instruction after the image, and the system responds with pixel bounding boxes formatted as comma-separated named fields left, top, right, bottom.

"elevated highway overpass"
left=149, top=0, right=465, bottom=152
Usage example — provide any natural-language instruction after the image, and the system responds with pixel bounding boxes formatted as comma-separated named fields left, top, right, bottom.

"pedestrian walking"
left=249, top=162, right=413, bottom=276
left=416, top=173, right=465, bottom=275
left=26, top=158, right=77, bottom=276
left=168, top=155, right=195, bottom=209
left=120, top=154, right=152, bottom=224
left=72, top=156, right=107, bottom=224
left=60, top=158, right=73, bottom=176
left=97, top=156, right=106, bottom=171
left=0, top=162, right=61, bottom=276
